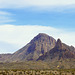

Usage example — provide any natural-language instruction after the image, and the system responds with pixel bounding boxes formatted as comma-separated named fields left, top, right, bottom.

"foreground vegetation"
left=0, top=69, right=75, bottom=75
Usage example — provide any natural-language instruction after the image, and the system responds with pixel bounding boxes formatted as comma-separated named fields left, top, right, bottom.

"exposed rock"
left=55, top=39, right=62, bottom=49
left=37, top=39, right=75, bottom=61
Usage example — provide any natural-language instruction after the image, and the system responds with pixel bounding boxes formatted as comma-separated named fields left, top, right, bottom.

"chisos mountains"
left=0, top=33, right=75, bottom=63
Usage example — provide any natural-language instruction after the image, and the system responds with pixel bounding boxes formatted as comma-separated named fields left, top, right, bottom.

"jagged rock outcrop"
left=37, top=39, right=75, bottom=61
left=55, top=39, right=62, bottom=49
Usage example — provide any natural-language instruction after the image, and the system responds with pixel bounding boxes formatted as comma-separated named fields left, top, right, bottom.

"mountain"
left=37, top=39, right=75, bottom=61
left=8, top=33, right=56, bottom=61
left=0, top=33, right=75, bottom=69
left=0, top=33, right=75, bottom=63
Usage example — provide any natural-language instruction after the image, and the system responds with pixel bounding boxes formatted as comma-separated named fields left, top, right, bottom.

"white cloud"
left=0, top=25, right=58, bottom=46
left=0, top=24, right=75, bottom=53
left=0, top=0, right=75, bottom=9
left=0, top=11, right=12, bottom=15
left=0, top=11, right=15, bottom=23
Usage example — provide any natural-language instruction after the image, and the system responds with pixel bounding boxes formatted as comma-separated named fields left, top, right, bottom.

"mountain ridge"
left=0, top=33, right=75, bottom=63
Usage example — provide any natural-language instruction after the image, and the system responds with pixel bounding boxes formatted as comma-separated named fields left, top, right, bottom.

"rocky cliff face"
left=37, top=39, right=75, bottom=61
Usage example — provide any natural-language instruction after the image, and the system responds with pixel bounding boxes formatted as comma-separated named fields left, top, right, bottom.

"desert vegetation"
left=0, top=60, right=75, bottom=70
left=0, top=69, right=74, bottom=75
left=0, top=61, right=74, bottom=75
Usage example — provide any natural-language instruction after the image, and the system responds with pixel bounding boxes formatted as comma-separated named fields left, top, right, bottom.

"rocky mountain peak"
left=30, top=33, right=52, bottom=43
left=9, top=33, right=56, bottom=61
left=37, top=33, right=49, bottom=36
left=57, top=39, right=62, bottom=43
left=55, top=39, right=62, bottom=49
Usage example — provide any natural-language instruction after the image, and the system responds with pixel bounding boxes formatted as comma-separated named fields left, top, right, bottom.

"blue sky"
left=1, top=8, right=75, bottom=29
left=0, top=0, right=75, bottom=53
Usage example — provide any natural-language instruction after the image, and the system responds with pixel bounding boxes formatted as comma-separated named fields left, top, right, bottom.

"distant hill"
left=0, top=54, right=11, bottom=62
